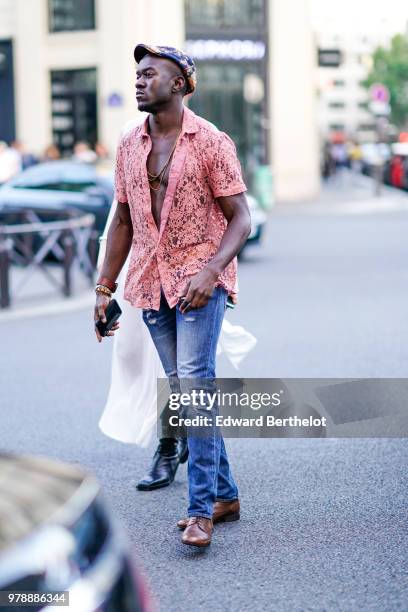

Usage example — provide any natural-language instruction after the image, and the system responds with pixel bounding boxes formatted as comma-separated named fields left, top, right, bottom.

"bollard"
left=62, top=231, right=74, bottom=297
left=373, top=163, right=384, bottom=197
left=87, top=229, right=99, bottom=283
left=23, top=211, right=34, bottom=261
left=0, top=233, right=11, bottom=309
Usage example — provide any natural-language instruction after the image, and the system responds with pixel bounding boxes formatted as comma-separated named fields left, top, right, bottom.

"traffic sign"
left=369, top=83, right=390, bottom=104
left=369, top=101, right=391, bottom=116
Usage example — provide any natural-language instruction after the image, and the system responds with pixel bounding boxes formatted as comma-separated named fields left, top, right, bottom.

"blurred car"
left=247, top=194, right=267, bottom=243
left=238, top=193, right=267, bottom=258
left=0, top=162, right=266, bottom=255
left=0, top=453, right=152, bottom=612
left=383, top=142, right=408, bottom=190
left=0, top=162, right=114, bottom=234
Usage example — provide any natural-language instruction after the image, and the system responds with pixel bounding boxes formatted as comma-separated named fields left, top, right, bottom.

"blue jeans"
left=142, top=287, right=239, bottom=518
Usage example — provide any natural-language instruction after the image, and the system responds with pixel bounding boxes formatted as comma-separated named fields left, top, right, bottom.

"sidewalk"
left=275, top=169, right=408, bottom=216
left=0, top=263, right=94, bottom=321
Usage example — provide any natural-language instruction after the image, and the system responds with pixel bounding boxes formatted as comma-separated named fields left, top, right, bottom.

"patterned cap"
left=134, top=44, right=197, bottom=95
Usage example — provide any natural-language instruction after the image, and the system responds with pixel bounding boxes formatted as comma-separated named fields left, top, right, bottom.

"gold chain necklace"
left=148, top=166, right=168, bottom=192
left=147, top=131, right=181, bottom=191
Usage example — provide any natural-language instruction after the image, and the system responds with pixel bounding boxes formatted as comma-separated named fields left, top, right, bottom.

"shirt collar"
left=138, top=105, right=198, bottom=138
left=182, top=106, right=199, bottom=134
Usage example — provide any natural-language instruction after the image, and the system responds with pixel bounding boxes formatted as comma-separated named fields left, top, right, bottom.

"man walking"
left=95, top=44, right=250, bottom=547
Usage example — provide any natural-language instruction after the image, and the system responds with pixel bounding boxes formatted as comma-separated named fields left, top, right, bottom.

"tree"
left=364, top=34, right=408, bottom=129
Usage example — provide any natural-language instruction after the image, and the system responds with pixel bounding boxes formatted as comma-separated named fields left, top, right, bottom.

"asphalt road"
left=1, top=176, right=408, bottom=611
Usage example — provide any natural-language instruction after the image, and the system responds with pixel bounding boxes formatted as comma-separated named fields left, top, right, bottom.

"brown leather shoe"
left=181, top=517, right=213, bottom=547
left=177, top=499, right=240, bottom=530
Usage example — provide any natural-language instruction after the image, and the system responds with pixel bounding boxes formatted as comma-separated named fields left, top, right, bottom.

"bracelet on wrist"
left=97, top=276, right=117, bottom=293
left=95, top=284, right=112, bottom=297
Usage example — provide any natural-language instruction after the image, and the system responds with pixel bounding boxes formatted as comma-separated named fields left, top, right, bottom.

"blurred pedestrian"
left=349, top=141, right=363, bottom=174
left=43, top=144, right=61, bottom=161
left=331, top=141, right=349, bottom=170
left=72, top=141, right=97, bottom=164
left=95, top=142, right=109, bottom=160
left=94, top=43, right=251, bottom=548
left=0, top=141, right=21, bottom=184
left=95, top=142, right=112, bottom=174
left=322, top=141, right=335, bottom=179
left=11, top=140, right=38, bottom=170
left=371, top=143, right=390, bottom=197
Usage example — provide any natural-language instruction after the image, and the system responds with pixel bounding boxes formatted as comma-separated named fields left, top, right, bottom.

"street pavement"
left=1, top=173, right=408, bottom=611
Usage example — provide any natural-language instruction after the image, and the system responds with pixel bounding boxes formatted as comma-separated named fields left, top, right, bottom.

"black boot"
left=136, top=438, right=188, bottom=491
left=177, top=438, right=189, bottom=464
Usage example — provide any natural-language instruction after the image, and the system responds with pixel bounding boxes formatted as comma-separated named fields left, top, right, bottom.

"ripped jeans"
left=142, top=287, right=239, bottom=518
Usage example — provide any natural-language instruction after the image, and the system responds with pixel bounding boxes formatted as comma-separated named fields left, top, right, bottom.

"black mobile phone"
left=226, top=296, right=235, bottom=309
left=96, top=299, right=122, bottom=337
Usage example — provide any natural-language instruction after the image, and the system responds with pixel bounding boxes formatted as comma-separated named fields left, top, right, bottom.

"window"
left=49, top=0, right=95, bottom=33
left=358, top=124, right=376, bottom=132
left=185, top=0, right=265, bottom=30
left=318, top=48, right=343, bottom=68
left=51, top=68, right=98, bottom=155
left=358, top=101, right=369, bottom=110
left=329, top=124, right=345, bottom=132
left=333, top=79, right=345, bottom=87
left=328, top=101, right=346, bottom=109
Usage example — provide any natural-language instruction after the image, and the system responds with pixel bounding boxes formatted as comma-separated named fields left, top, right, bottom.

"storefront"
left=185, top=0, right=269, bottom=186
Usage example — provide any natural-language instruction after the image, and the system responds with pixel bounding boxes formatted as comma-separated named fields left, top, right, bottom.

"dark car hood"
left=0, top=188, right=103, bottom=210
left=0, top=454, right=101, bottom=590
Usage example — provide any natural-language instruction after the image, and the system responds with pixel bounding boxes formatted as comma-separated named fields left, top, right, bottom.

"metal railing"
left=0, top=209, right=99, bottom=309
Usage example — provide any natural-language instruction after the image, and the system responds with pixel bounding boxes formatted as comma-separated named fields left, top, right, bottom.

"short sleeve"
left=206, top=133, right=247, bottom=198
left=114, top=138, right=127, bottom=203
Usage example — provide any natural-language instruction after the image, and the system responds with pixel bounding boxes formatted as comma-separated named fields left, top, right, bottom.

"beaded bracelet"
left=95, top=284, right=112, bottom=297
left=97, top=276, right=117, bottom=293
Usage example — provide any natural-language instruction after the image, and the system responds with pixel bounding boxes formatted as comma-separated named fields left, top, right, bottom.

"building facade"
left=312, top=5, right=407, bottom=143
left=0, top=0, right=319, bottom=202
left=185, top=0, right=269, bottom=183
left=0, top=0, right=184, bottom=158
left=316, top=32, right=380, bottom=143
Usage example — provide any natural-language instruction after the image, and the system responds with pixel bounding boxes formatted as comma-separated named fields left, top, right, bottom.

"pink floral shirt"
left=115, top=106, right=247, bottom=310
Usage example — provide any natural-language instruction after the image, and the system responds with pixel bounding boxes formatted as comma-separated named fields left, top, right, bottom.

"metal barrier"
left=0, top=209, right=99, bottom=309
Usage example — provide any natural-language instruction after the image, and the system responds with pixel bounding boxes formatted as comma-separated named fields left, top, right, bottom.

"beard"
left=137, top=100, right=156, bottom=113
left=136, top=90, right=172, bottom=114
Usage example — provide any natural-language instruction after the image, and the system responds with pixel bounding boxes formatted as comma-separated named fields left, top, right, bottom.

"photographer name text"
left=167, top=415, right=327, bottom=428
